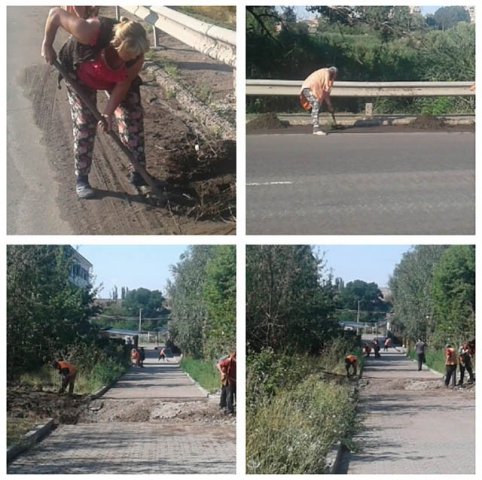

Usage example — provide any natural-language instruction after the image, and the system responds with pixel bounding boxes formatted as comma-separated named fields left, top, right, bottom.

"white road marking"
left=247, top=181, right=293, bottom=186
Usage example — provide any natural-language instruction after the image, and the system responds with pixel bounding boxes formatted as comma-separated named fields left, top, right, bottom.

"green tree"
left=433, top=6, right=470, bottom=30
left=122, top=288, right=166, bottom=318
left=167, top=246, right=236, bottom=360
left=431, top=245, right=475, bottom=346
left=7, top=245, right=99, bottom=378
left=246, top=245, right=338, bottom=353
left=389, top=245, right=448, bottom=342
left=203, top=246, right=236, bottom=358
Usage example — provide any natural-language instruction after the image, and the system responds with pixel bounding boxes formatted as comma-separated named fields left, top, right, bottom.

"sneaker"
left=313, top=126, right=326, bottom=136
left=76, top=175, right=95, bottom=199
left=129, top=171, right=148, bottom=188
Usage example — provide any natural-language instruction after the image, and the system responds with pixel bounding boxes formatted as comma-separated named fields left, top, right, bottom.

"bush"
left=247, top=375, right=357, bottom=474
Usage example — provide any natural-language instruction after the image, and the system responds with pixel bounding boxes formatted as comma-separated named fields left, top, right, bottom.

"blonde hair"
left=111, top=17, right=149, bottom=58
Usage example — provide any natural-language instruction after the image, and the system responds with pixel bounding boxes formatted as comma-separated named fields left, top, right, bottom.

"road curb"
left=7, top=418, right=55, bottom=463
left=144, top=61, right=235, bottom=140
left=247, top=113, right=475, bottom=128
left=324, top=441, right=344, bottom=474
left=183, top=372, right=210, bottom=398
left=89, top=384, right=111, bottom=400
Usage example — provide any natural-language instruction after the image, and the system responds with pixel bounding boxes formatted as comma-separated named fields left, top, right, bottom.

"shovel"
left=329, top=111, right=345, bottom=130
left=53, top=60, right=165, bottom=202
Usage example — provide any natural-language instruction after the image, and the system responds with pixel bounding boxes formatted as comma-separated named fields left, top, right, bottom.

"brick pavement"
left=8, top=349, right=236, bottom=474
left=340, top=349, right=475, bottom=474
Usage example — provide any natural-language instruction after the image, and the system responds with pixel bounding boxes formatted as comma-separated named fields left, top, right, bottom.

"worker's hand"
left=98, top=114, right=114, bottom=132
left=41, top=42, right=57, bottom=65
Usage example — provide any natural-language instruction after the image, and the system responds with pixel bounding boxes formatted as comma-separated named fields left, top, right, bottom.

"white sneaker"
left=313, top=127, right=326, bottom=136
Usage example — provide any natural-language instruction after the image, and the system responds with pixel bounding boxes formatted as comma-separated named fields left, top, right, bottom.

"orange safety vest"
left=345, top=355, right=357, bottom=364
left=58, top=360, right=77, bottom=375
left=445, top=347, right=457, bottom=365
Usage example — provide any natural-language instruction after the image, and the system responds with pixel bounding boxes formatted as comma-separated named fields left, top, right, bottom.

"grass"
left=195, top=85, right=213, bottom=104
left=407, top=348, right=445, bottom=374
left=163, top=62, right=180, bottom=78
left=246, top=345, right=360, bottom=474
left=180, top=356, right=220, bottom=393
left=17, top=359, right=129, bottom=395
left=247, top=374, right=357, bottom=474
left=7, top=417, right=46, bottom=448
left=172, top=6, right=236, bottom=30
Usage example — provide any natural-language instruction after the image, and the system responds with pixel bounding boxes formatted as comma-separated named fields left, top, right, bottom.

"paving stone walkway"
left=339, top=349, right=475, bottom=474
left=8, top=350, right=236, bottom=474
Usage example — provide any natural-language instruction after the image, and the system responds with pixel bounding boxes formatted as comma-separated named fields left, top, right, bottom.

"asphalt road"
left=246, top=131, right=474, bottom=234
left=7, top=6, right=73, bottom=234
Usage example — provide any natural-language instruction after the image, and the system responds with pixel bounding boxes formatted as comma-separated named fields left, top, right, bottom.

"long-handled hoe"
left=53, top=60, right=166, bottom=205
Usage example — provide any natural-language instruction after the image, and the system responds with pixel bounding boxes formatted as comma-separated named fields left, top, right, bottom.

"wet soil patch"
left=246, top=112, right=289, bottom=133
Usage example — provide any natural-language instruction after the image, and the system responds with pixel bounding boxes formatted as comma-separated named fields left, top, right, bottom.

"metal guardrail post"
left=246, top=80, right=475, bottom=97
left=121, top=6, right=235, bottom=67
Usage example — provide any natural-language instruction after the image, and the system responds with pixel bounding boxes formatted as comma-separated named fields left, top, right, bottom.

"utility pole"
left=356, top=300, right=360, bottom=334
left=138, top=308, right=143, bottom=333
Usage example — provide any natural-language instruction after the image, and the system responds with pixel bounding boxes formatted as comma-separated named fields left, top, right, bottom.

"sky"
left=293, top=5, right=444, bottom=20
left=314, top=245, right=413, bottom=288
left=77, top=245, right=412, bottom=299
left=77, top=245, right=189, bottom=298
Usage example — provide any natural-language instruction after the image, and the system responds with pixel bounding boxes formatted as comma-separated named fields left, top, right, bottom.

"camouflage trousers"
left=66, top=85, right=146, bottom=177
left=301, top=88, right=321, bottom=127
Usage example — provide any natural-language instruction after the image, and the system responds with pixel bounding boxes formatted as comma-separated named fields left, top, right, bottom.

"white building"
left=68, top=248, right=93, bottom=288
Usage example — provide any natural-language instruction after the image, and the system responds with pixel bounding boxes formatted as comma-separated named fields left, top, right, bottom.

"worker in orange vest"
left=52, top=359, right=77, bottom=394
left=444, top=344, right=457, bottom=387
left=217, top=351, right=236, bottom=415
left=345, top=354, right=358, bottom=377
left=131, top=348, right=140, bottom=367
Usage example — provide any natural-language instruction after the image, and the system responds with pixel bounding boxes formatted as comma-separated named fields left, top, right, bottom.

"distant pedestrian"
left=373, top=342, right=381, bottom=358
left=384, top=337, right=392, bottom=351
left=217, top=351, right=236, bottom=415
left=458, top=342, right=475, bottom=385
left=300, top=66, right=338, bottom=135
left=445, top=344, right=457, bottom=387
left=364, top=344, right=372, bottom=357
left=158, top=347, right=166, bottom=362
left=345, top=354, right=358, bottom=377
left=415, top=339, right=427, bottom=371
left=52, top=359, right=77, bottom=395
left=139, top=347, right=146, bottom=367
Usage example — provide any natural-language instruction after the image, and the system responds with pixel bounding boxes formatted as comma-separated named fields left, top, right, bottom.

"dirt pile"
left=408, top=115, right=446, bottom=129
left=360, top=377, right=475, bottom=395
left=246, top=113, right=289, bottom=133
left=79, top=398, right=235, bottom=425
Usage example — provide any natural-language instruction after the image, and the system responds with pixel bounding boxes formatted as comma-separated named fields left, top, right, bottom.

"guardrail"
left=246, top=80, right=475, bottom=97
left=120, top=6, right=236, bottom=67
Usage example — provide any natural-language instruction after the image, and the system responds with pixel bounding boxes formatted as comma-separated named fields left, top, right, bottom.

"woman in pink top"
left=300, top=66, right=338, bottom=136
left=41, top=8, right=150, bottom=198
